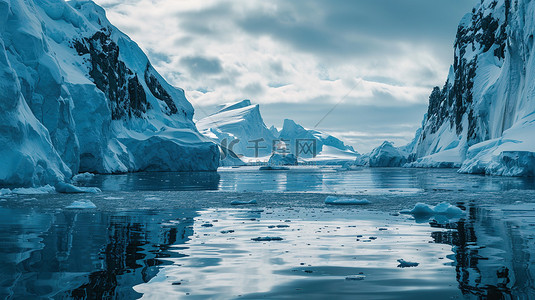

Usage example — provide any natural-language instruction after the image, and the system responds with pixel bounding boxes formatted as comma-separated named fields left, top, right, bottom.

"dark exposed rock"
left=144, top=64, right=178, bottom=115
left=73, top=30, right=151, bottom=120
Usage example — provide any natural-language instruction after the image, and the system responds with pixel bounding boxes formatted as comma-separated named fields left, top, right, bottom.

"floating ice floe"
left=397, top=259, right=419, bottom=268
left=400, top=202, right=463, bottom=216
left=55, top=182, right=101, bottom=194
left=72, top=173, right=95, bottom=182
left=12, top=185, right=56, bottom=195
left=251, top=236, right=284, bottom=241
left=66, top=200, right=97, bottom=209
left=325, top=196, right=370, bottom=205
left=345, top=275, right=366, bottom=281
left=231, top=200, right=257, bottom=205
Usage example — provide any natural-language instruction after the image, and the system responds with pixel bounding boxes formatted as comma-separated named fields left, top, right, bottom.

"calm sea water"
left=1, top=167, right=534, bottom=299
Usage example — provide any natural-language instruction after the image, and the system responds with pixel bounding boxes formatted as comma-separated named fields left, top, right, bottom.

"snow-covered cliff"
left=412, top=0, right=535, bottom=176
left=0, top=0, right=218, bottom=187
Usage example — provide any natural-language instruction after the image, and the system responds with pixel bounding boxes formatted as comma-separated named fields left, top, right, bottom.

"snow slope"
left=410, top=0, right=535, bottom=176
left=0, top=0, right=218, bottom=187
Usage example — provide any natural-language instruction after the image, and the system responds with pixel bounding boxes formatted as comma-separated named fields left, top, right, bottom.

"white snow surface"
left=0, top=0, right=218, bottom=187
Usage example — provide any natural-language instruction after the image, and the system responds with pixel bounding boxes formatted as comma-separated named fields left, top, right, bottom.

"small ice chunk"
left=12, top=185, right=55, bottom=195
left=0, top=188, right=12, bottom=197
left=397, top=259, right=419, bottom=268
left=345, top=275, right=366, bottom=281
left=66, top=200, right=97, bottom=209
left=251, top=236, right=283, bottom=241
left=400, top=202, right=463, bottom=216
left=325, top=196, right=370, bottom=205
left=231, top=200, right=257, bottom=205
left=55, top=182, right=101, bottom=194
left=72, top=172, right=95, bottom=182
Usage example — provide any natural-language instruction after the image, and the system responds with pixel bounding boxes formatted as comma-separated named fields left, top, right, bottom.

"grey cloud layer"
left=94, top=0, right=477, bottom=151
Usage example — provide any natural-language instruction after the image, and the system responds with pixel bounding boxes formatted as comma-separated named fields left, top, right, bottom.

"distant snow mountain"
left=410, top=0, right=535, bottom=176
left=0, top=0, right=218, bottom=187
left=196, top=100, right=276, bottom=161
left=196, top=101, right=359, bottom=165
left=278, top=119, right=359, bottom=164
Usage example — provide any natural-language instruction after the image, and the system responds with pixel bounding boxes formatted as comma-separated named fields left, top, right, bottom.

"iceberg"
left=367, top=141, right=408, bottom=167
left=197, top=100, right=274, bottom=165
left=0, top=0, right=218, bottom=187
left=400, top=202, right=463, bottom=217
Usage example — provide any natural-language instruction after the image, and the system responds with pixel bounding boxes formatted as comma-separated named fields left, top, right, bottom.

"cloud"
left=179, top=56, right=224, bottom=76
left=93, top=0, right=477, bottom=151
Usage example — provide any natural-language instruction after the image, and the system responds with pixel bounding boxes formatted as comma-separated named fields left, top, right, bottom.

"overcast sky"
left=93, top=0, right=477, bottom=153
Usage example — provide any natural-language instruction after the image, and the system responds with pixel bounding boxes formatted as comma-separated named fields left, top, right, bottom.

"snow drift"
left=410, top=0, right=535, bottom=176
left=0, top=0, right=218, bottom=187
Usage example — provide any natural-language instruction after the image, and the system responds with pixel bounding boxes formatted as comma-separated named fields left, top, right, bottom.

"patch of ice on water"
left=231, top=200, right=257, bottom=205
left=55, top=182, right=101, bottom=194
left=251, top=236, right=283, bottom=241
left=104, top=196, right=124, bottom=200
left=66, top=200, right=97, bottom=209
left=12, top=185, right=56, bottom=195
left=72, top=172, right=95, bottom=182
left=397, top=259, right=419, bottom=268
left=145, top=197, right=162, bottom=201
left=325, top=196, right=370, bottom=205
left=400, top=202, right=463, bottom=216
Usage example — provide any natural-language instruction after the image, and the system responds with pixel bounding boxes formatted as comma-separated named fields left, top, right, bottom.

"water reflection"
left=430, top=204, right=535, bottom=298
left=0, top=208, right=197, bottom=299
left=78, top=168, right=535, bottom=194
left=87, top=172, right=221, bottom=192
left=1, top=202, right=534, bottom=299
left=216, top=167, right=535, bottom=194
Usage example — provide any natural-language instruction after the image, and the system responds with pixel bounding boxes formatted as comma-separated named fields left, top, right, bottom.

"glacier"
left=0, top=0, right=218, bottom=187
left=410, top=0, right=535, bottom=176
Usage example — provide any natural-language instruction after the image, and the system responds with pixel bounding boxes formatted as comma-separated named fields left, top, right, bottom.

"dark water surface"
left=1, top=167, right=534, bottom=299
